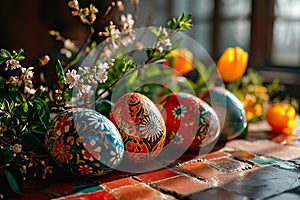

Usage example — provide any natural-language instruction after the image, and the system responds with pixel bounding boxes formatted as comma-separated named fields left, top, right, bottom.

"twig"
left=64, top=26, right=95, bottom=72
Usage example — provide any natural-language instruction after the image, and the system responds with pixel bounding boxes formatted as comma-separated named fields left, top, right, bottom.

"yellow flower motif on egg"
left=169, top=131, right=184, bottom=145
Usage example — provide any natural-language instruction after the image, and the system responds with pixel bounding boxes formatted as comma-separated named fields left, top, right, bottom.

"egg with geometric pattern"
left=109, top=93, right=166, bottom=164
left=45, top=108, right=124, bottom=177
left=157, top=92, right=220, bottom=152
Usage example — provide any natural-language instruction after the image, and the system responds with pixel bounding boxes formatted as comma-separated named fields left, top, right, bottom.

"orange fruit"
left=265, top=103, right=298, bottom=134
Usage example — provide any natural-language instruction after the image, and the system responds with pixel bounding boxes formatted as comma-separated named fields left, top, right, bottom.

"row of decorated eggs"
left=46, top=88, right=247, bottom=176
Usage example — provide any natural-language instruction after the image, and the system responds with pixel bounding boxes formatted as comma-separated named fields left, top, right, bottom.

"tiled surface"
left=135, top=169, right=179, bottom=183
left=200, top=151, right=232, bottom=160
left=100, top=177, right=139, bottom=190
left=49, top=137, right=300, bottom=200
left=153, top=174, right=210, bottom=198
left=110, top=183, right=174, bottom=200
left=213, top=166, right=300, bottom=199
left=175, top=162, right=220, bottom=179
left=208, top=157, right=253, bottom=173
left=225, top=139, right=300, bottom=160
left=56, top=190, right=118, bottom=200
left=187, top=188, right=249, bottom=200
left=19, top=121, right=300, bottom=200
left=268, top=193, right=300, bottom=200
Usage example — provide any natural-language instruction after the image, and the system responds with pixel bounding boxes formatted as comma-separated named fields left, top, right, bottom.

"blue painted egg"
left=202, top=87, right=247, bottom=140
left=46, top=108, right=124, bottom=176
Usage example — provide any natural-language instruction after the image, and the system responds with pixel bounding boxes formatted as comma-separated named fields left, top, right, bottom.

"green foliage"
left=56, top=60, right=65, bottom=87
left=167, top=13, right=193, bottom=32
left=4, top=169, right=23, bottom=195
left=191, top=58, right=218, bottom=95
left=227, top=68, right=285, bottom=102
left=0, top=49, right=25, bottom=65
left=0, top=49, right=52, bottom=196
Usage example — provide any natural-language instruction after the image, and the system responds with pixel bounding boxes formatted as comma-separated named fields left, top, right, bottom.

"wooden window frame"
left=250, top=0, right=300, bottom=88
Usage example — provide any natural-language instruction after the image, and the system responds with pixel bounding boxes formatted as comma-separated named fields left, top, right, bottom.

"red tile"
left=153, top=175, right=210, bottom=197
left=135, top=169, right=179, bottom=183
left=176, top=162, right=220, bottom=179
left=200, top=151, right=231, bottom=160
left=56, top=190, right=117, bottom=200
left=111, top=183, right=174, bottom=200
left=100, top=177, right=139, bottom=190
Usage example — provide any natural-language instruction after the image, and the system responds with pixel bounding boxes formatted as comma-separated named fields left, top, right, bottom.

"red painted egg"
left=157, top=92, right=220, bottom=152
left=109, top=93, right=166, bottom=164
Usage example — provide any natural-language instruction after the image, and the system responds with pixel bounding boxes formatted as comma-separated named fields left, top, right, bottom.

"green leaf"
left=8, top=86, right=23, bottom=104
left=14, top=49, right=25, bottom=61
left=29, top=97, right=51, bottom=131
left=56, top=60, right=65, bottom=86
left=16, top=55, right=25, bottom=61
left=0, top=147, right=12, bottom=165
left=0, top=58, right=8, bottom=65
left=0, top=49, right=11, bottom=58
left=16, top=49, right=24, bottom=56
left=68, top=54, right=81, bottom=67
left=4, top=170, right=23, bottom=195
left=22, top=102, right=28, bottom=112
left=49, top=30, right=56, bottom=36
left=171, top=38, right=184, bottom=50
left=9, top=101, right=14, bottom=112
left=21, top=132, right=46, bottom=154
left=0, top=76, right=7, bottom=101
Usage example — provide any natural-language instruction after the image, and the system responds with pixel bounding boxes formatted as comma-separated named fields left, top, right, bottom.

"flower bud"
left=39, top=55, right=50, bottom=66
left=217, top=47, right=248, bottom=82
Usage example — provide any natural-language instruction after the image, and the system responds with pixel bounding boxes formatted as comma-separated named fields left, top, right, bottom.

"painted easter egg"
left=46, top=108, right=124, bottom=177
left=202, top=87, right=247, bottom=141
left=157, top=93, right=220, bottom=152
left=109, top=93, right=166, bottom=164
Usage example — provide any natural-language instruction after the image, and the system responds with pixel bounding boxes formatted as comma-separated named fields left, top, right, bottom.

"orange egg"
left=265, top=103, right=298, bottom=134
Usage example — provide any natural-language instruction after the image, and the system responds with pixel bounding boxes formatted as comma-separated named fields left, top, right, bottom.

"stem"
left=64, top=26, right=95, bottom=72
left=133, top=0, right=139, bottom=21
left=101, top=1, right=116, bottom=23
left=95, top=65, right=145, bottom=101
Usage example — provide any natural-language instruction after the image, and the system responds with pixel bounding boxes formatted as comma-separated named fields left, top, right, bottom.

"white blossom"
left=95, top=63, right=109, bottom=83
left=65, top=69, right=80, bottom=88
left=21, top=67, right=34, bottom=80
left=6, top=59, right=21, bottom=70
left=60, top=48, right=72, bottom=58
left=121, top=14, right=135, bottom=30
left=13, top=144, right=22, bottom=153
left=64, top=39, right=76, bottom=50
left=24, top=86, right=36, bottom=95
